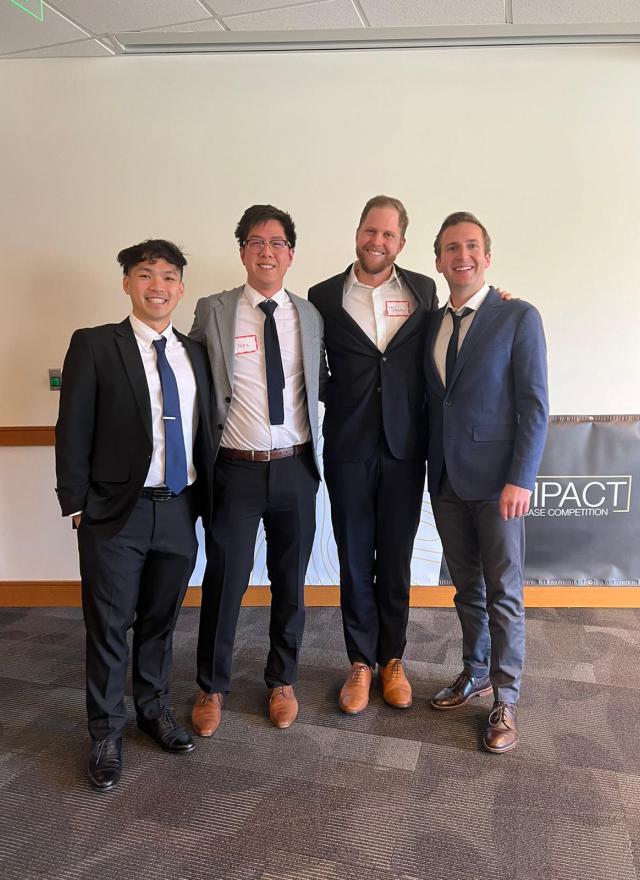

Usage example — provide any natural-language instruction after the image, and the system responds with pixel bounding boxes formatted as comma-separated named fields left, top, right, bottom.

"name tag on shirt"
left=235, top=334, right=259, bottom=355
left=385, top=300, right=410, bottom=318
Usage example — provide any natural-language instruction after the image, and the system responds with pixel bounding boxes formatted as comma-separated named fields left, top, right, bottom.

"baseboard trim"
left=0, top=426, right=55, bottom=446
left=1, top=582, right=639, bottom=608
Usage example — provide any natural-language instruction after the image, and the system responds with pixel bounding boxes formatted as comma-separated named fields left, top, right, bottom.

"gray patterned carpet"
left=1, top=605, right=639, bottom=880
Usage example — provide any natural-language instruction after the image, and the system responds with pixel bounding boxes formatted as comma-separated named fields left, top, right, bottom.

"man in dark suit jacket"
left=55, top=240, right=213, bottom=791
left=309, top=196, right=438, bottom=715
left=425, top=212, right=548, bottom=753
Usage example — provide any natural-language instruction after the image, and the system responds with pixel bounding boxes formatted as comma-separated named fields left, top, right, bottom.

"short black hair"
left=235, top=204, right=296, bottom=249
left=117, top=239, right=187, bottom=277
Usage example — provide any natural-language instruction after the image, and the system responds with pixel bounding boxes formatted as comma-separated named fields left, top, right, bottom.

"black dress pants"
left=196, top=450, right=319, bottom=694
left=324, top=443, right=426, bottom=668
left=78, top=491, right=198, bottom=741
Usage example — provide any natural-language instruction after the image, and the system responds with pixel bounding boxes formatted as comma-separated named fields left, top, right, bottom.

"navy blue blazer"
left=309, top=264, right=438, bottom=462
left=424, top=287, right=549, bottom=500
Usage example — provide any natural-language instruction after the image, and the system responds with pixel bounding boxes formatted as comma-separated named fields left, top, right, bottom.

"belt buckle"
left=154, top=487, right=174, bottom=502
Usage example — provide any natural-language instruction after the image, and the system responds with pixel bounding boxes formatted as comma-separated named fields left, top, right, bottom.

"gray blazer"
left=190, top=286, right=325, bottom=476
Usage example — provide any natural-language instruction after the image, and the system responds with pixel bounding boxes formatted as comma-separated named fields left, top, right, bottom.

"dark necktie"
left=445, top=307, right=473, bottom=389
left=258, top=300, right=285, bottom=425
left=152, top=337, right=188, bottom=494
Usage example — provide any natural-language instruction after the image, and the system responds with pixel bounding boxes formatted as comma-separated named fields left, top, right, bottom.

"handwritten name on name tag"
left=235, top=334, right=259, bottom=355
left=385, top=300, right=410, bottom=317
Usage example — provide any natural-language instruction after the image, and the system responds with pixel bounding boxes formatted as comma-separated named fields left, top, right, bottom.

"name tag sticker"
left=385, top=300, right=410, bottom=317
left=235, top=334, right=258, bottom=355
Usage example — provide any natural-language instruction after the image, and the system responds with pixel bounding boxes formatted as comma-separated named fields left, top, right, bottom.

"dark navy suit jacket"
left=309, top=264, right=438, bottom=462
left=424, top=287, right=549, bottom=500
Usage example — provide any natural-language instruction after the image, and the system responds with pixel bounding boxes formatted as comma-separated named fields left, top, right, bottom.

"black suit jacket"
left=55, top=318, right=214, bottom=538
left=309, top=264, right=438, bottom=461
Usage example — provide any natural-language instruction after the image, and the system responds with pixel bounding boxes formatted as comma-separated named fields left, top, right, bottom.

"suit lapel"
left=213, top=288, right=241, bottom=389
left=289, top=291, right=316, bottom=400
left=333, top=265, right=380, bottom=352
left=448, top=288, right=503, bottom=390
left=385, top=267, right=430, bottom=351
left=426, top=307, right=447, bottom=397
left=115, top=318, right=153, bottom=444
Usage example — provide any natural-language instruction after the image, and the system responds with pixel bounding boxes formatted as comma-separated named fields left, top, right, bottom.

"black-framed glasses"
left=242, top=238, right=291, bottom=253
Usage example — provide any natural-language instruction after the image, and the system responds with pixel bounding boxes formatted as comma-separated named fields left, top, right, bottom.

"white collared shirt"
left=343, top=263, right=417, bottom=353
left=129, top=313, right=198, bottom=487
left=220, top=284, right=311, bottom=451
left=433, top=283, right=490, bottom=386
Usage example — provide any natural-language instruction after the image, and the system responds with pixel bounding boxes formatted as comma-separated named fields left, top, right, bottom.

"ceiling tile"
left=0, top=3, right=89, bottom=53
left=213, top=0, right=322, bottom=13
left=51, top=0, right=212, bottom=34
left=222, top=0, right=363, bottom=31
left=361, top=0, right=505, bottom=27
left=512, top=1, right=640, bottom=23
left=5, top=39, right=112, bottom=57
left=140, top=18, right=224, bottom=34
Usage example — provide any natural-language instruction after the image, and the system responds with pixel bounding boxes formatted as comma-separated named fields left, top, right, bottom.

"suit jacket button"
left=217, top=424, right=224, bottom=429
left=381, top=356, right=388, bottom=362
left=444, top=401, right=452, bottom=407
left=377, top=387, right=381, bottom=392
left=225, top=397, right=231, bottom=403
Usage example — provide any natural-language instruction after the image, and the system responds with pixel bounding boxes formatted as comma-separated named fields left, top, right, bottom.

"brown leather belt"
left=219, top=442, right=311, bottom=462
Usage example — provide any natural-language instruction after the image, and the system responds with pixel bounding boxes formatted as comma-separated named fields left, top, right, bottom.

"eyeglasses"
left=242, top=238, right=292, bottom=253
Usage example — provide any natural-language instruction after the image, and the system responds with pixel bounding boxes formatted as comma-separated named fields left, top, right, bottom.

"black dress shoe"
left=430, top=669, right=493, bottom=710
left=87, top=736, right=122, bottom=791
left=138, top=709, right=195, bottom=753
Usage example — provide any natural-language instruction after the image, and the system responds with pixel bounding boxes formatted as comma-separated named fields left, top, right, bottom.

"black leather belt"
left=140, top=486, right=180, bottom=502
left=219, top=442, right=311, bottom=462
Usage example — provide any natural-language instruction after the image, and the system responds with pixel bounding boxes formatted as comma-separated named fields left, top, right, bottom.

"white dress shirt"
left=129, top=313, right=198, bottom=487
left=220, top=284, right=311, bottom=451
left=343, top=263, right=417, bottom=353
left=433, top=283, right=490, bottom=387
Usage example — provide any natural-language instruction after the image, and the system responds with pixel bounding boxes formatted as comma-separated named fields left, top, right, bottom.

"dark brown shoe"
left=483, top=701, right=518, bottom=753
left=380, top=659, right=413, bottom=709
left=268, top=685, right=298, bottom=729
left=191, top=689, right=223, bottom=737
left=339, top=663, right=372, bottom=715
left=430, top=670, right=492, bottom=710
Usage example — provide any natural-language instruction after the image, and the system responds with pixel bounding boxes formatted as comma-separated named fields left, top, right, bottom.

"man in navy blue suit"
left=425, top=212, right=548, bottom=753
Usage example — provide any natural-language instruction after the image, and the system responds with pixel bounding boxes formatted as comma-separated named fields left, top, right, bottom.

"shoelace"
left=488, top=702, right=514, bottom=728
left=159, top=708, right=178, bottom=729
left=388, top=660, right=405, bottom=678
left=198, top=692, right=222, bottom=706
left=351, top=663, right=369, bottom=683
left=450, top=670, right=470, bottom=693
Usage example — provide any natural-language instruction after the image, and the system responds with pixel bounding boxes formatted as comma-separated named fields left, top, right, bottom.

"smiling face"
left=355, top=206, right=405, bottom=285
left=435, top=222, right=491, bottom=305
left=239, top=219, right=294, bottom=297
left=123, top=258, right=184, bottom=331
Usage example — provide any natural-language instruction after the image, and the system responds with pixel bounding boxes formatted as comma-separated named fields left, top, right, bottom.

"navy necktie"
left=152, top=337, right=188, bottom=494
left=445, top=307, right=473, bottom=389
left=258, top=300, right=285, bottom=426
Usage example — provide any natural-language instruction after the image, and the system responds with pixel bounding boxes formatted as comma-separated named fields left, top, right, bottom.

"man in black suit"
left=55, top=240, right=213, bottom=791
left=309, top=196, right=438, bottom=715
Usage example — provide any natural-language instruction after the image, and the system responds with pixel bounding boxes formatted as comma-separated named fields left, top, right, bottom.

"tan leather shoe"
left=191, top=690, right=223, bottom=737
left=268, top=685, right=298, bottom=729
left=339, top=663, right=372, bottom=715
left=380, top=658, right=413, bottom=709
left=483, top=701, right=518, bottom=753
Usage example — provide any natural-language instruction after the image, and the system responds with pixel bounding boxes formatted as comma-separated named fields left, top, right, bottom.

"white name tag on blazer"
left=235, top=334, right=259, bottom=355
left=385, top=300, right=410, bottom=317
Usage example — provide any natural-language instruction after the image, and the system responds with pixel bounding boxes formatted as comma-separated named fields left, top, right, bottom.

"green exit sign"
left=10, top=1, right=44, bottom=22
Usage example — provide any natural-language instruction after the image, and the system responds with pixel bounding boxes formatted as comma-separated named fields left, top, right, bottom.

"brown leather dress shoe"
left=430, top=669, right=493, bottom=710
left=191, top=689, right=223, bottom=737
left=339, top=663, right=372, bottom=715
left=483, top=701, right=518, bottom=753
left=268, top=685, right=298, bottom=729
left=380, top=659, right=413, bottom=709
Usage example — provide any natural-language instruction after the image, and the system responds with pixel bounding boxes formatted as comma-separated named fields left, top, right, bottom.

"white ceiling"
left=1, top=0, right=640, bottom=57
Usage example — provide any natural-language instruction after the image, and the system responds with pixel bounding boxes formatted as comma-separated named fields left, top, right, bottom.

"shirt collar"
left=129, top=313, right=175, bottom=350
left=446, top=283, right=490, bottom=315
left=243, top=283, right=288, bottom=309
left=344, top=262, right=401, bottom=296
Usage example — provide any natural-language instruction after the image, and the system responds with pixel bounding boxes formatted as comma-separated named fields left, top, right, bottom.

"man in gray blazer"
left=189, top=204, right=324, bottom=735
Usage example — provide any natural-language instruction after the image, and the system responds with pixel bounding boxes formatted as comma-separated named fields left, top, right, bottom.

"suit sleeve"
left=308, top=285, right=330, bottom=403
left=507, top=306, right=549, bottom=490
left=55, top=330, right=97, bottom=516
left=189, top=298, right=205, bottom=342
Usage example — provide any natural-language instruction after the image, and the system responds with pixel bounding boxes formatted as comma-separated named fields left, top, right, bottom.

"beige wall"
left=1, top=46, right=639, bottom=580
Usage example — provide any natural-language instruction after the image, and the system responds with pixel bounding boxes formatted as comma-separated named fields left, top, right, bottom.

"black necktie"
left=152, top=337, right=188, bottom=494
left=445, top=307, right=473, bottom=389
left=258, top=300, right=285, bottom=425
